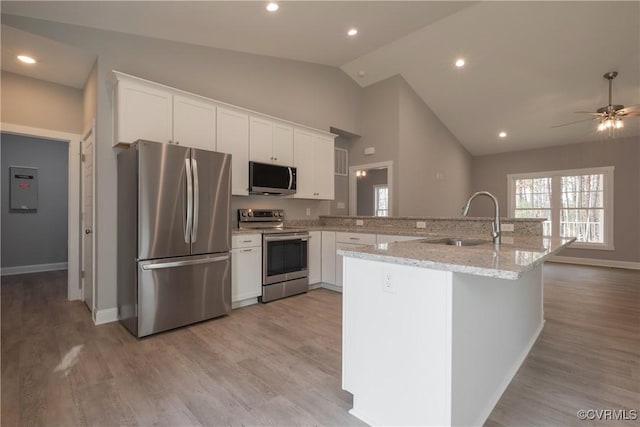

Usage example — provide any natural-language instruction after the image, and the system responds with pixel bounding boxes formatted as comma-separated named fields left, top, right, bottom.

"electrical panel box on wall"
left=10, top=166, right=38, bottom=211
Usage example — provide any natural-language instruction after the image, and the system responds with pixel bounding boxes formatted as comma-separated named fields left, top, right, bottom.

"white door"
left=81, top=129, right=95, bottom=312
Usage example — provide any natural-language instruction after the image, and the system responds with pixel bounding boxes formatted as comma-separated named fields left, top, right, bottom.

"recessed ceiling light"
left=17, top=55, right=36, bottom=64
left=499, top=131, right=507, bottom=138
left=455, top=58, right=465, bottom=68
left=347, top=28, right=358, bottom=37
left=266, top=2, right=279, bottom=12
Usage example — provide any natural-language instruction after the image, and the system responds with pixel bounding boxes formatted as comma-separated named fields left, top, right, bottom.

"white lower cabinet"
left=321, top=231, right=336, bottom=285
left=231, top=234, right=262, bottom=306
left=309, top=231, right=322, bottom=284
left=335, top=233, right=377, bottom=288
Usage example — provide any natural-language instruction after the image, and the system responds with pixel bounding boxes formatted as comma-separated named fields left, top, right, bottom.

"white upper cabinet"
left=314, top=135, right=335, bottom=200
left=115, top=75, right=216, bottom=150
left=293, top=129, right=335, bottom=200
left=115, top=79, right=173, bottom=145
left=272, top=123, right=294, bottom=166
left=217, top=107, right=249, bottom=196
left=249, top=116, right=294, bottom=166
left=249, top=116, right=273, bottom=164
left=173, top=94, right=216, bottom=151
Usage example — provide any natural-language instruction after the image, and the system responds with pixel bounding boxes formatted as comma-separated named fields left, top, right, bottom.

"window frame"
left=507, top=166, right=614, bottom=250
left=373, top=184, right=389, bottom=217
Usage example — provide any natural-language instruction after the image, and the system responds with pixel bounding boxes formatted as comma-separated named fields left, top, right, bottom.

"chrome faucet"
left=462, top=191, right=501, bottom=245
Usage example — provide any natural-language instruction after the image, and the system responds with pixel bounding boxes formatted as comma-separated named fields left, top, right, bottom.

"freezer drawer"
left=137, top=253, right=231, bottom=337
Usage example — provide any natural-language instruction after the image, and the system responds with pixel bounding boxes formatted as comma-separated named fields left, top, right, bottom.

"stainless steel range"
left=238, top=209, right=309, bottom=303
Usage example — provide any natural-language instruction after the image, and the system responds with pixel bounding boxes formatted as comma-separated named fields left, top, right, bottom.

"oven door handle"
left=263, top=233, right=309, bottom=242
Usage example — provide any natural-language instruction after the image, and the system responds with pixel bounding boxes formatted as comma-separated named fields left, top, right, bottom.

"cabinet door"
left=173, top=94, right=216, bottom=151
left=293, top=129, right=315, bottom=199
left=321, top=231, right=336, bottom=285
left=249, top=116, right=273, bottom=164
left=314, top=135, right=335, bottom=200
left=231, top=246, right=262, bottom=302
left=217, top=107, right=249, bottom=196
left=308, top=231, right=322, bottom=284
left=116, top=81, right=172, bottom=145
left=272, top=123, right=294, bottom=166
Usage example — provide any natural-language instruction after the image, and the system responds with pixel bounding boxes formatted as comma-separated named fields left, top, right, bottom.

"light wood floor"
left=1, top=264, right=638, bottom=426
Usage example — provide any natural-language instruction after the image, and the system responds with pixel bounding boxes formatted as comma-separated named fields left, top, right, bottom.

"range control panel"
left=238, top=209, right=284, bottom=225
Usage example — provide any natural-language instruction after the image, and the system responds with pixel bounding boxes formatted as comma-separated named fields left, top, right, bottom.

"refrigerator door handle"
left=191, top=156, right=199, bottom=242
left=185, top=157, right=193, bottom=244
left=288, top=167, right=293, bottom=190
left=141, top=255, right=230, bottom=270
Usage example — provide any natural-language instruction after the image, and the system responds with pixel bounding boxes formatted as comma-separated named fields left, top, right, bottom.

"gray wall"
left=397, top=78, right=472, bottom=216
left=1, top=133, right=68, bottom=268
left=83, top=61, right=98, bottom=133
left=471, top=136, right=640, bottom=262
left=349, top=75, right=472, bottom=217
left=349, top=76, right=401, bottom=214
left=1, top=71, right=84, bottom=134
left=357, top=168, right=388, bottom=216
left=2, top=14, right=363, bottom=311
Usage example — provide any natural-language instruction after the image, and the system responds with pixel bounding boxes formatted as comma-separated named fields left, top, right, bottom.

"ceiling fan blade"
left=573, top=111, right=603, bottom=115
left=616, top=104, right=640, bottom=117
left=551, top=117, right=599, bottom=128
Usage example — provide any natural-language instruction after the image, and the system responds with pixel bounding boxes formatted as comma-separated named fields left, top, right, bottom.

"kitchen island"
left=338, top=235, right=574, bottom=427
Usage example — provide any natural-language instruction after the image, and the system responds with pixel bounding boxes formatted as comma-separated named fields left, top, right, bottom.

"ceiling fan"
left=553, top=71, right=640, bottom=131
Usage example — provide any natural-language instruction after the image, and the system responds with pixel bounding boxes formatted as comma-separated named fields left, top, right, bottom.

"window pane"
left=561, top=174, right=604, bottom=209
left=374, top=186, right=389, bottom=217
left=515, top=208, right=551, bottom=236
left=515, top=178, right=551, bottom=209
left=560, top=208, right=604, bottom=243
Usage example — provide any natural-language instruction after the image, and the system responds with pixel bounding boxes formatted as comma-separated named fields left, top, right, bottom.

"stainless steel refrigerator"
left=117, top=140, right=231, bottom=337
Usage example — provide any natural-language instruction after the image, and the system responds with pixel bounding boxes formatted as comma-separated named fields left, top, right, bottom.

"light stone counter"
left=337, top=235, right=575, bottom=280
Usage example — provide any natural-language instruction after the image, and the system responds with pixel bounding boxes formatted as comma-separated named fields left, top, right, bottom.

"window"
left=508, top=167, right=614, bottom=250
left=374, top=185, right=389, bottom=217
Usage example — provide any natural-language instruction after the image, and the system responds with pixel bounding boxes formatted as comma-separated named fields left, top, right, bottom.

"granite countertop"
left=232, top=226, right=438, bottom=236
left=337, top=235, right=576, bottom=280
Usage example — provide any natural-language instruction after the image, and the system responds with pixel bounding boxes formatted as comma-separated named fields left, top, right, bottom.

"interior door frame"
left=349, top=160, right=394, bottom=217
left=1, top=122, right=82, bottom=300
left=80, top=124, right=96, bottom=314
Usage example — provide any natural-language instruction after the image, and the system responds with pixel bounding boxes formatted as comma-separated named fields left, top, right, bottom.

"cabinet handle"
left=274, top=157, right=277, bottom=161
left=242, top=240, right=252, bottom=243
left=349, top=237, right=360, bottom=241
left=175, top=141, right=180, bottom=145
left=168, top=140, right=173, bottom=144
left=241, top=249, right=253, bottom=252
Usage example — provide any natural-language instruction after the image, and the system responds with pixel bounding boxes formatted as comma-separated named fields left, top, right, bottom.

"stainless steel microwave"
left=249, top=162, right=297, bottom=195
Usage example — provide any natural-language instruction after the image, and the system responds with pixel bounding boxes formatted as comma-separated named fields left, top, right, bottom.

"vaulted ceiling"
left=2, top=1, right=639, bottom=155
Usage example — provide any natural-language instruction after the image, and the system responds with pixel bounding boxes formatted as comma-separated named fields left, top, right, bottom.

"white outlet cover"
left=356, top=219, right=364, bottom=226
left=416, top=221, right=427, bottom=228
left=502, top=223, right=514, bottom=232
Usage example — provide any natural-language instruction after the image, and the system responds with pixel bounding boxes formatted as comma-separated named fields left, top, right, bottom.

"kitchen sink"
left=422, top=237, right=491, bottom=247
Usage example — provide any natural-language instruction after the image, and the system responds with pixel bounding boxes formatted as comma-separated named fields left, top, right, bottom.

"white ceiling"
left=1, top=1, right=639, bottom=155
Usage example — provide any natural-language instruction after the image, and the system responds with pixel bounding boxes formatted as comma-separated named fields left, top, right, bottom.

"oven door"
left=263, top=233, right=309, bottom=285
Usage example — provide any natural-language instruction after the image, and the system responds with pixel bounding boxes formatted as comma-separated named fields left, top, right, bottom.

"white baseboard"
left=1, top=262, right=68, bottom=276
left=550, top=256, right=640, bottom=270
left=474, top=320, right=545, bottom=427
left=232, top=297, right=259, bottom=309
left=94, top=307, right=118, bottom=325
left=315, top=283, right=343, bottom=293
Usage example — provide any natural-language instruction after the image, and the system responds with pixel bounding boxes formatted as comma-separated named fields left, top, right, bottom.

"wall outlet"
left=306, top=208, right=311, bottom=216
left=356, top=219, right=364, bottom=226
left=416, top=221, right=426, bottom=228
left=502, top=223, right=514, bottom=232
left=337, top=202, right=345, bottom=209
left=383, top=272, right=396, bottom=294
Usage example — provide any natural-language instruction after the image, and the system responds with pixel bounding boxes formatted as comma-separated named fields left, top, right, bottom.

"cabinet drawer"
left=232, top=233, right=262, bottom=248
left=336, top=232, right=376, bottom=245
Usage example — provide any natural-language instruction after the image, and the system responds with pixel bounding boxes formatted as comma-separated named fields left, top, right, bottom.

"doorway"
left=0, top=124, right=81, bottom=300
left=349, top=161, right=394, bottom=216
